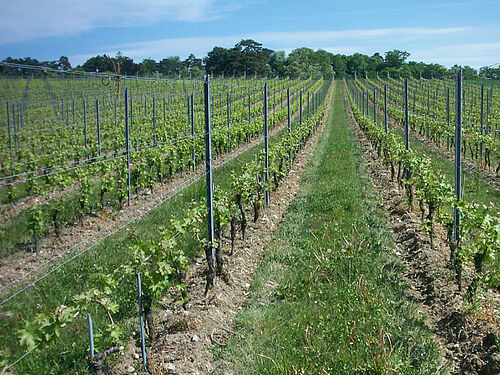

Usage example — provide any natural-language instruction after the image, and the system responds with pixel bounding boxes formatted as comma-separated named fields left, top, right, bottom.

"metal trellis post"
left=7, top=102, right=13, bottom=164
left=191, top=93, right=195, bottom=170
left=227, top=92, right=231, bottom=152
left=373, top=87, right=376, bottom=124
left=153, top=97, right=156, bottom=148
left=204, top=76, right=215, bottom=286
left=287, top=87, right=292, bottom=161
left=264, top=83, right=269, bottom=206
left=384, top=85, right=388, bottom=133
left=480, top=84, right=484, bottom=162
left=83, top=99, right=87, bottom=148
left=125, top=88, right=131, bottom=204
left=454, top=70, right=463, bottom=248
left=87, top=314, right=94, bottom=358
left=447, top=88, right=450, bottom=150
left=96, top=99, right=101, bottom=156
left=300, top=90, right=302, bottom=125
left=404, top=78, right=409, bottom=151
left=137, top=274, right=148, bottom=372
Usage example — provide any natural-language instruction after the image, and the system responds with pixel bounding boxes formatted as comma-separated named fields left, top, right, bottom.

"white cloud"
left=0, top=0, right=240, bottom=45
left=69, top=35, right=238, bottom=65
left=252, top=28, right=471, bottom=44
left=411, top=43, right=500, bottom=67
left=70, top=27, right=485, bottom=66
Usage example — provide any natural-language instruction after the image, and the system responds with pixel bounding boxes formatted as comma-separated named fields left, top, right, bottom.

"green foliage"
left=5, top=77, right=331, bottom=373
left=49, top=199, right=64, bottom=237
left=27, top=206, right=45, bottom=250
left=346, top=80, right=499, bottom=297
left=1, top=56, right=71, bottom=74
left=1, top=75, right=317, bottom=261
left=17, top=305, right=79, bottom=351
left=80, top=53, right=139, bottom=75
left=205, top=39, right=273, bottom=77
left=384, top=50, right=410, bottom=69
left=78, top=170, right=92, bottom=221
left=220, top=82, right=441, bottom=374
left=286, top=47, right=329, bottom=78
left=131, top=227, right=189, bottom=301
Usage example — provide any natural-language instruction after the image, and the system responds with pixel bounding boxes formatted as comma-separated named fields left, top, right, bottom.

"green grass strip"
left=217, top=82, right=443, bottom=374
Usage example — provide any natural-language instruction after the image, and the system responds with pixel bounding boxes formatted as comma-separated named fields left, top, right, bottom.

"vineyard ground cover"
left=359, top=78, right=500, bottom=188
left=0, top=78, right=317, bottom=260
left=215, top=82, right=443, bottom=374
left=0, top=81, right=329, bottom=374
left=114, top=78, right=335, bottom=375
left=345, top=85, right=500, bottom=374
left=0, top=80, right=323, bottom=296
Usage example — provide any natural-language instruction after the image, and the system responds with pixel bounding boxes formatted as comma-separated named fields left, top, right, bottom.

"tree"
left=448, top=65, right=478, bottom=80
left=423, top=63, right=447, bottom=79
left=79, top=53, right=138, bottom=75
left=235, top=39, right=273, bottom=76
left=346, top=53, right=368, bottom=76
left=282, top=48, right=333, bottom=78
left=57, top=56, right=71, bottom=71
left=81, top=55, right=115, bottom=73
left=314, top=49, right=334, bottom=78
left=139, top=58, right=158, bottom=76
left=462, top=66, right=478, bottom=80
left=182, top=54, right=203, bottom=70
left=0, top=56, right=72, bottom=75
left=286, top=47, right=320, bottom=78
left=268, top=51, right=286, bottom=77
left=204, top=40, right=273, bottom=77
left=400, top=64, right=412, bottom=78
left=332, top=54, right=347, bottom=77
left=384, top=50, right=410, bottom=69
left=204, top=47, right=233, bottom=76
left=367, top=53, right=383, bottom=74
left=115, top=53, right=139, bottom=76
left=181, top=66, right=203, bottom=79
left=479, top=66, right=500, bottom=79
left=0, top=57, right=40, bottom=75
left=158, top=56, right=183, bottom=76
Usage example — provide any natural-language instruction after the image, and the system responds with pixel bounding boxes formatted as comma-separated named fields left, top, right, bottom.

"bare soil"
left=345, top=87, right=500, bottom=375
left=0, top=84, right=321, bottom=297
left=113, top=85, right=333, bottom=375
left=356, top=79, right=500, bottom=191
left=0, top=81, right=309, bottom=225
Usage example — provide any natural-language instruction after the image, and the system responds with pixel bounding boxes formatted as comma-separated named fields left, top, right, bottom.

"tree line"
left=1, top=39, right=498, bottom=80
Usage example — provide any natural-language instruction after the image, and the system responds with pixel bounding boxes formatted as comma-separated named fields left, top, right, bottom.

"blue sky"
left=0, top=0, right=499, bottom=69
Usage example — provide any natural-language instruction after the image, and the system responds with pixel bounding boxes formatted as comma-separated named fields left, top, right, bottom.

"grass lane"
left=0, top=83, right=328, bottom=374
left=217, top=82, right=443, bottom=374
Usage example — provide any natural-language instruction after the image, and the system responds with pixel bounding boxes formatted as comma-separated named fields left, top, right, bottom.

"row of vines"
left=0, top=77, right=320, bottom=257
left=346, top=79, right=499, bottom=299
left=0, top=78, right=332, bottom=373
left=357, top=76, right=500, bottom=175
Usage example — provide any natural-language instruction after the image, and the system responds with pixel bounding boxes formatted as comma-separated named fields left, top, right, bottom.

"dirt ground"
left=344, top=87, right=500, bottom=375
left=112, top=84, right=500, bottom=375
left=112, top=85, right=334, bottom=375
left=353, top=79, right=500, bottom=191
left=0, top=84, right=321, bottom=298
